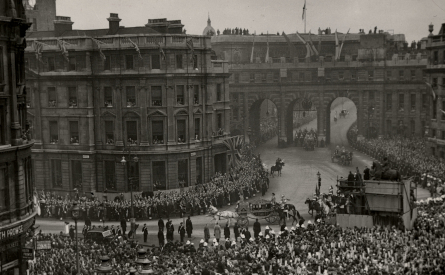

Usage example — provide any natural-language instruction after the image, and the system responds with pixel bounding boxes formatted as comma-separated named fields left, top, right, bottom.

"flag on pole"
left=56, top=39, right=70, bottom=62
left=158, top=43, right=166, bottom=60
left=282, top=32, right=298, bottom=59
left=338, top=29, right=350, bottom=59
left=32, top=41, right=44, bottom=63
left=425, top=81, right=437, bottom=100
left=302, top=0, right=306, bottom=20
left=250, top=34, right=256, bottom=63
left=265, top=32, right=270, bottom=63
left=91, top=38, right=106, bottom=61
left=127, top=38, right=143, bottom=60
left=296, top=32, right=313, bottom=58
left=308, top=31, right=319, bottom=56
left=33, top=189, right=41, bottom=216
left=334, top=30, right=340, bottom=60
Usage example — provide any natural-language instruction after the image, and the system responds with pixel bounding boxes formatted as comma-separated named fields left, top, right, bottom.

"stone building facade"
left=24, top=0, right=56, bottom=32
left=0, top=1, right=36, bottom=274
left=425, top=23, right=445, bottom=159
left=25, top=14, right=230, bottom=194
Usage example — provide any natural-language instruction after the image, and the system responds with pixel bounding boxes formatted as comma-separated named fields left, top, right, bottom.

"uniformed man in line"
left=142, top=223, right=148, bottom=243
left=271, top=193, right=276, bottom=205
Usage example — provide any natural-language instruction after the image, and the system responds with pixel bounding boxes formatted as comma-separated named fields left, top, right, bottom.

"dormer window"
left=48, top=87, right=56, bottom=107
left=68, top=87, right=77, bottom=107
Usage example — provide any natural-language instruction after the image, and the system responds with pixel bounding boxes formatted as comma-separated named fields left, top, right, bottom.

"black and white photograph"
left=0, top=0, right=445, bottom=274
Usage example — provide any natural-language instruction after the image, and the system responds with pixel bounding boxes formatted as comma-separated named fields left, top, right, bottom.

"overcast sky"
left=56, top=0, right=445, bottom=42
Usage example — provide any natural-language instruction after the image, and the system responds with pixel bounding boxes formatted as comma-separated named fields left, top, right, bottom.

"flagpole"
left=305, top=8, right=306, bottom=33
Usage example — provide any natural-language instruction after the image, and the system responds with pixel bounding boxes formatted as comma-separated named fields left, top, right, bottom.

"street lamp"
left=316, top=171, right=321, bottom=195
left=96, top=255, right=113, bottom=274
left=71, top=202, right=80, bottom=275
left=121, top=148, right=139, bottom=239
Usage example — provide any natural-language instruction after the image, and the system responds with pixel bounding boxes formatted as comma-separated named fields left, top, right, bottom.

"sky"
left=54, top=0, right=445, bottom=42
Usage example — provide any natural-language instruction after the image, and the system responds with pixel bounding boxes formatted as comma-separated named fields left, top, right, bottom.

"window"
left=193, top=85, right=200, bottom=104
left=69, top=57, right=76, bottom=71
left=176, top=54, right=183, bottom=69
left=69, top=121, right=79, bottom=144
left=68, top=87, right=77, bottom=107
left=386, top=94, right=392, bottom=110
left=234, top=73, right=239, bottom=83
left=421, top=121, right=426, bottom=136
left=422, top=93, right=427, bottom=109
left=152, top=161, right=166, bottom=190
left=433, top=99, right=437, bottom=119
left=178, top=159, right=188, bottom=187
left=274, top=72, right=279, bottom=82
left=386, top=120, right=392, bottom=136
left=196, top=157, right=203, bottom=185
left=250, top=73, right=255, bottom=83
left=51, top=159, right=62, bottom=187
left=216, top=84, right=222, bottom=101
left=433, top=51, right=438, bottom=64
left=432, top=129, right=437, bottom=138
left=386, top=70, right=392, bottom=80
left=104, top=55, right=111, bottom=70
left=126, top=121, right=138, bottom=145
left=442, top=131, right=445, bottom=140
left=47, top=57, right=55, bottom=71
left=368, top=70, right=374, bottom=80
left=0, top=47, right=3, bottom=84
left=104, top=87, right=113, bottom=107
left=411, top=70, right=416, bottom=80
left=442, top=101, right=445, bottom=120
left=48, top=87, right=56, bottom=107
left=0, top=105, right=5, bottom=145
left=105, top=121, right=114, bottom=144
left=104, top=161, right=116, bottom=190
left=127, top=162, right=139, bottom=191
left=126, top=86, right=136, bottom=107
left=398, top=94, right=404, bottom=111
left=152, top=120, right=164, bottom=144
left=152, top=86, right=162, bottom=106
left=410, top=120, right=415, bottom=135
left=399, top=70, right=404, bottom=80
left=177, top=119, right=186, bottom=143
left=338, top=71, right=344, bottom=80
left=152, top=55, right=161, bottom=69
left=299, top=72, right=305, bottom=81
left=368, top=91, right=375, bottom=102
left=262, top=73, right=267, bottom=82
left=49, top=121, right=58, bottom=144
left=232, top=106, right=239, bottom=120
left=71, top=160, right=82, bottom=189
left=32, top=18, right=37, bottom=31
left=194, top=118, right=201, bottom=140
left=125, top=55, right=134, bottom=70
left=176, top=85, right=185, bottom=105
left=217, top=113, right=223, bottom=130
left=0, top=167, right=7, bottom=211
left=410, top=94, right=416, bottom=110
left=193, top=55, right=198, bottom=69
left=432, top=78, right=438, bottom=87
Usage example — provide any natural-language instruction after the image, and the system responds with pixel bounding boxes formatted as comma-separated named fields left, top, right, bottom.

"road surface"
left=36, top=101, right=429, bottom=246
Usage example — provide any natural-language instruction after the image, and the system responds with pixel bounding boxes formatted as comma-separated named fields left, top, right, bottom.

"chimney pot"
left=107, top=13, right=121, bottom=35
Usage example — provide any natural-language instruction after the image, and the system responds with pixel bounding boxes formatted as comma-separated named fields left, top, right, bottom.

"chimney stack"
left=54, top=16, right=74, bottom=36
left=107, top=13, right=121, bottom=35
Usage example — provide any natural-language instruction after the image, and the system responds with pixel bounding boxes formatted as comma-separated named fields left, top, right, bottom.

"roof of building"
left=203, top=14, right=216, bottom=36
left=26, top=26, right=159, bottom=39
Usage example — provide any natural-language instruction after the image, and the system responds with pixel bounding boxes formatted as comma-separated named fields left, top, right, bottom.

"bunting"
left=282, top=32, right=298, bottom=59
left=223, top=135, right=244, bottom=168
left=334, top=30, right=340, bottom=60
left=33, top=189, right=41, bottom=216
left=318, top=35, right=322, bottom=56
left=91, top=38, right=106, bottom=61
left=186, top=36, right=195, bottom=62
left=308, top=31, right=319, bottom=56
left=425, top=81, right=437, bottom=100
left=32, top=41, right=45, bottom=63
left=250, top=34, right=256, bottom=63
left=56, top=39, right=70, bottom=62
left=265, top=32, right=270, bottom=63
left=338, top=29, right=350, bottom=60
left=158, top=43, right=166, bottom=60
left=127, top=38, right=143, bottom=60
left=296, top=32, right=313, bottom=58
left=441, top=109, right=445, bottom=116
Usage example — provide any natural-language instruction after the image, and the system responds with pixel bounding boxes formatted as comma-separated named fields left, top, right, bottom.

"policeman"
left=142, top=223, right=148, bottom=243
left=271, top=193, right=276, bottom=205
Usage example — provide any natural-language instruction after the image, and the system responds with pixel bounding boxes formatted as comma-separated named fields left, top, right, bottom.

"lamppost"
left=398, top=122, right=406, bottom=157
left=121, top=147, right=139, bottom=239
left=367, top=105, right=374, bottom=139
left=96, top=255, right=113, bottom=274
left=317, top=171, right=321, bottom=195
left=71, top=202, right=80, bottom=275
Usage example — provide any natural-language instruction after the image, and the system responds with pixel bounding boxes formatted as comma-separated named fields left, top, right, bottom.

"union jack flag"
left=57, top=39, right=70, bottom=62
left=223, top=135, right=244, bottom=168
left=127, top=38, right=143, bottom=60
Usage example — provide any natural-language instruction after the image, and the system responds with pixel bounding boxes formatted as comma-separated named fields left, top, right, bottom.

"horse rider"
left=335, top=145, right=340, bottom=155
left=280, top=195, right=289, bottom=219
left=328, top=186, right=334, bottom=195
left=382, top=157, right=390, bottom=173
left=275, top=158, right=282, bottom=167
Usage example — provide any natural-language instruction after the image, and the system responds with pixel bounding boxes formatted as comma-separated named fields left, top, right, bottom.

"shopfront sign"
left=22, top=248, right=34, bottom=259
left=0, top=225, right=23, bottom=242
left=36, top=240, right=52, bottom=250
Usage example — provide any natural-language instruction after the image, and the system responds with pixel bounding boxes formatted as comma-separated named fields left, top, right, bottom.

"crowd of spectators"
left=31, top=194, right=445, bottom=274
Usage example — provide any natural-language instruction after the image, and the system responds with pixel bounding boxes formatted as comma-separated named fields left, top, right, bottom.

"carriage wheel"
left=238, top=216, right=249, bottom=227
left=265, top=212, right=279, bottom=224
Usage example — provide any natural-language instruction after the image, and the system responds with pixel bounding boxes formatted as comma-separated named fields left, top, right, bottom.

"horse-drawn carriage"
left=339, top=109, right=348, bottom=118
left=236, top=199, right=280, bottom=227
left=304, top=136, right=316, bottom=151
left=331, top=150, right=353, bottom=166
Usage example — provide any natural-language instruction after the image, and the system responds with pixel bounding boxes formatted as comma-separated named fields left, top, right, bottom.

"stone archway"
left=248, top=98, right=279, bottom=146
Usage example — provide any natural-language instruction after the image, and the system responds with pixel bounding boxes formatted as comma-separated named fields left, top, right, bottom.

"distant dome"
left=203, top=14, right=215, bottom=36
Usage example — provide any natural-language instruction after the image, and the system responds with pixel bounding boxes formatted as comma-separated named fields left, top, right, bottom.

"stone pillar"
left=139, top=80, right=149, bottom=146
left=8, top=44, right=22, bottom=146
left=167, top=84, right=175, bottom=143
left=379, top=89, right=385, bottom=138
left=86, top=52, right=91, bottom=71
left=87, top=83, right=95, bottom=151
left=243, top=92, right=249, bottom=141
left=357, top=89, right=364, bottom=139
left=279, top=86, right=286, bottom=141
left=115, top=82, right=124, bottom=147
left=317, top=90, right=326, bottom=142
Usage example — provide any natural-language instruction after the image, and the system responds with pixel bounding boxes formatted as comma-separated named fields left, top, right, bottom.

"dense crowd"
left=31, top=194, right=445, bottom=274
left=259, top=117, right=278, bottom=143
left=37, top=144, right=270, bottom=223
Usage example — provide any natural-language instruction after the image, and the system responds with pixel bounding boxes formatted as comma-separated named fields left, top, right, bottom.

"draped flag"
left=158, top=43, right=166, bottom=60
left=296, top=32, right=313, bottom=58
left=282, top=32, right=298, bottom=59
left=250, top=34, right=255, bottom=63
left=32, top=41, right=44, bottom=63
left=265, top=32, right=270, bottom=63
left=56, top=39, right=70, bottom=62
left=441, top=109, right=445, bottom=116
left=334, top=30, right=340, bottom=60
left=223, top=135, right=244, bottom=168
left=302, top=0, right=306, bottom=20
left=91, top=38, right=106, bottom=61
left=338, top=29, right=350, bottom=60
left=33, top=189, right=41, bottom=216
left=308, top=31, right=319, bottom=56
left=318, top=35, right=322, bottom=56
left=186, top=36, right=195, bottom=62
left=127, top=38, right=143, bottom=60
left=425, top=81, right=437, bottom=100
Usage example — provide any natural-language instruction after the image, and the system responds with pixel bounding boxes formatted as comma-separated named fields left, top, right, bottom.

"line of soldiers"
left=294, top=128, right=318, bottom=147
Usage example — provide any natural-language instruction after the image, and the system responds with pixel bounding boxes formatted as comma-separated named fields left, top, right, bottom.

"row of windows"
left=431, top=50, right=445, bottom=65
left=26, top=53, right=199, bottom=72
left=386, top=93, right=428, bottom=111
left=385, top=120, right=425, bottom=136
left=50, top=158, right=204, bottom=190
left=38, top=84, right=224, bottom=108
left=430, top=129, right=445, bottom=140
left=47, top=115, right=224, bottom=145
left=432, top=100, right=445, bottom=120
left=0, top=158, right=33, bottom=212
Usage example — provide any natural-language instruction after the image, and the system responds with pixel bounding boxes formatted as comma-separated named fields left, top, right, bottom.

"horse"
left=271, top=161, right=285, bottom=177
left=304, top=198, right=330, bottom=217
left=276, top=204, right=304, bottom=226
left=207, top=205, right=239, bottom=226
left=371, top=161, right=402, bottom=181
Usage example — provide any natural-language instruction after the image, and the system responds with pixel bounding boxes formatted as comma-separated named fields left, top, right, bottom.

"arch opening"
left=248, top=98, right=278, bottom=146
left=326, top=97, right=359, bottom=146
left=286, top=98, right=318, bottom=145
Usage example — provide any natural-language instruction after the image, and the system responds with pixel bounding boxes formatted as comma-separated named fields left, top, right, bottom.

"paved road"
left=36, top=101, right=429, bottom=246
